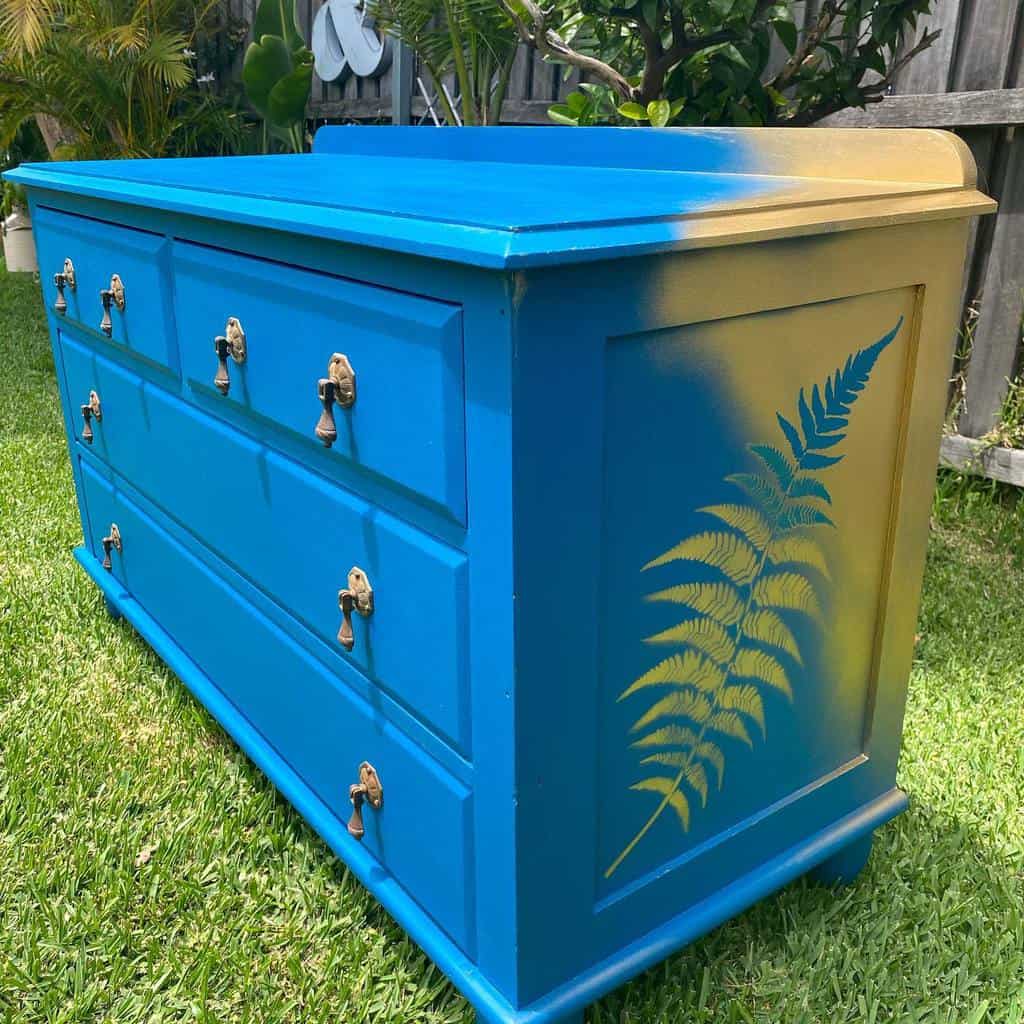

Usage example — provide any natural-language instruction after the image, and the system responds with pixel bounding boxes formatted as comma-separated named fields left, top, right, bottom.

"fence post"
left=392, top=42, right=413, bottom=125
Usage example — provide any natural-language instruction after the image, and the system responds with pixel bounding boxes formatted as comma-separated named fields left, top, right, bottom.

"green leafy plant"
left=242, top=0, right=313, bottom=152
left=605, top=318, right=901, bottom=878
left=371, top=0, right=518, bottom=125
left=504, top=0, right=938, bottom=128
left=0, top=0, right=254, bottom=159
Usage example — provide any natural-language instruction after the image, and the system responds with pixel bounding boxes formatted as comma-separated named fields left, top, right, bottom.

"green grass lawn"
left=2, top=257, right=1023, bottom=1024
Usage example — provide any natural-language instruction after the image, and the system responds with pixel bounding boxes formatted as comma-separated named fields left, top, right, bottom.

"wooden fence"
left=234, top=0, right=1024, bottom=482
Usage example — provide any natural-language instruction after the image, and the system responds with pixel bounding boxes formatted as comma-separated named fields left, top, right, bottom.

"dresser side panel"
left=510, top=218, right=971, bottom=1006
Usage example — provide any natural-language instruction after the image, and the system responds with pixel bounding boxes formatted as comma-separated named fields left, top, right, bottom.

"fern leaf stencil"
left=605, top=318, right=901, bottom=879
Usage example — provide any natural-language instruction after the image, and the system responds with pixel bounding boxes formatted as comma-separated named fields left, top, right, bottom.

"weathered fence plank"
left=940, top=434, right=1024, bottom=485
left=895, top=0, right=963, bottom=94
left=822, top=88, right=1024, bottom=127
left=959, top=130, right=1024, bottom=438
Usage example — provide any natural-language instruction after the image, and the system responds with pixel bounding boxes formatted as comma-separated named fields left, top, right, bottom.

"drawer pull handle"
left=213, top=317, right=247, bottom=395
left=347, top=761, right=383, bottom=840
left=99, top=274, right=125, bottom=336
left=315, top=352, right=357, bottom=447
left=337, top=566, right=373, bottom=652
left=101, top=524, right=122, bottom=571
left=80, top=390, right=102, bottom=444
left=54, top=258, right=76, bottom=314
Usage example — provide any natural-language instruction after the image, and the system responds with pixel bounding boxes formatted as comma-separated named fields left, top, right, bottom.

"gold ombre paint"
left=606, top=294, right=916, bottom=878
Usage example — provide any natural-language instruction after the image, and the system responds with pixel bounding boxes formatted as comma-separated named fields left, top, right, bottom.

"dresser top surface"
left=7, top=126, right=993, bottom=270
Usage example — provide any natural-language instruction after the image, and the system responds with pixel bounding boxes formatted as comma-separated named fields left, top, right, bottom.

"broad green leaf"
left=647, top=99, right=671, bottom=127
left=253, top=0, right=305, bottom=56
left=243, top=35, right=294, bottom=118
left=547, top=105, right=579, bottom=126
left=618, top=101, right=649, bottom=121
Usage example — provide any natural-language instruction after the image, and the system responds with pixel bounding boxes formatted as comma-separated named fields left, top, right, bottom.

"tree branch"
left=783, top=28, right=941, bottom=126
left=769, top=0, right=838, bottom=92
left=500, top=0, right=638, bottom=100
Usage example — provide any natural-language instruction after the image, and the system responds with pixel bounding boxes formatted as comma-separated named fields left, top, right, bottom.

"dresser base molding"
left=77, top=543, right=904, bottom=1024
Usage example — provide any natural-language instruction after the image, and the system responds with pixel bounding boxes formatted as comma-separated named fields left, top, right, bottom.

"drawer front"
left=172, top=242, right=466, bottom=521
left=60, top=330, right=470, bottom=753
left=33, top=207, right=176, bottom=371
left=76, top=461, right=474, bottom=952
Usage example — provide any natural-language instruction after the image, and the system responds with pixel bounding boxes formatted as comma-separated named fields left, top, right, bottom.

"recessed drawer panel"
left=171, top=241, right=466, bottom=522
left=76, top=460, right=474, bottom=954
left=61, top=329, right=470, bottom=754
left=33, top=206, right=175, bottom=370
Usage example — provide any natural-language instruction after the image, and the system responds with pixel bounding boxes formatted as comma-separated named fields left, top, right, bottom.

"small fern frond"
left=749, top=444, right=795, bottom=491
left=630, top=777, right=691, bottom=829
left=767, top=536, right=831, bottom=580
left=719, top=684, right=766, bottom=736
left=619, top=651, right=724, bottom=700
left=698, top=503, right=771, bottom=551
left=753, top=571, right=821, bottom=620
left=734, top=647, right=794, bottom=698
left=741, top=608, right=802, bottom=665
left=725, top=471, right=784, bottom=518
left=644, top=617, right=736, bottom=665
left=645, top=581, right=744, bottom=626
left=777, top=501, right=835, bottom=532
left=707, top=710, right=753, bottom=747
left=789, top=475, right=832, bottom=505
left=776, top=413, right=804, bottom=459
left=631, top=689, right=713, bottom=733
left=631, top=727, right=725, bottom=787
left=643, top=531, right=759, bottom=585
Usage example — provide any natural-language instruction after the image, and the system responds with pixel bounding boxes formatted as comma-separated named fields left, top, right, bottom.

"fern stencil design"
left=605, top=318, right=902, bottom=879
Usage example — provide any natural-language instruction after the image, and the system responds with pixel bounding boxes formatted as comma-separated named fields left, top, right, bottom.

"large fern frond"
left=607, top=320, right=900, bottom=879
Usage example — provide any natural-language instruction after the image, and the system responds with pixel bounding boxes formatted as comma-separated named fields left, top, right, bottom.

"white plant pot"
left=2, top=209, right=38, bottom=273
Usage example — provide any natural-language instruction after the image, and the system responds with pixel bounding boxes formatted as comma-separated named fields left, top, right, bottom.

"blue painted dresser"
left=6, top=127, right=994, bottom=1023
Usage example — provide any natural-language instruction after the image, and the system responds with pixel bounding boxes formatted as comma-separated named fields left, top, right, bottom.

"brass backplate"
left=88, top=390, right=102, bottom=420
left=359, top=761, right=383, bottom=810
left=109, top=274, right=126, bottom=310
left=109, top=523, right=122, bottom=552
left=63, top=258, right=76, bottom=290
left=225, top=317, right=246, bottom=363
left=347, top=566, right=373, bottom=616
left=327, top=352, right=356, bottom=408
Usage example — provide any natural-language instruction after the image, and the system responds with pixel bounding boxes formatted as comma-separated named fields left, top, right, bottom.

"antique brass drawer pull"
left=54, top=258, right=76, bottom=314
left=101, top=523, right=122, bottom=571
left=337, top=566, right=373, bottom=652
left=315, top=352, right=357, bottom=447
left=99, top=274, right=125, bottom=336
left=213, top=317, right=247, bottom=395
left=347, top=761, right=383, bottom=841
left=80, top=390, right=102, bottom=444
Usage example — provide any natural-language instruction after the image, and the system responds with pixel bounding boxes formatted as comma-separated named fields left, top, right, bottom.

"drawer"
left=60, top=329, right=470, bottom=753
left=76, top=461, right=474, bottom=953
left=33, top=207, right=176, bottom=370
left=171, top=242, right=466, bottom=521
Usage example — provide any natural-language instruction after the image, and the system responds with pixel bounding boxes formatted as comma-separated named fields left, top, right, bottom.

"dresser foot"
left=809, top=832, right=873, bottom=886
left=103, top=596, right=123, bottom=621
